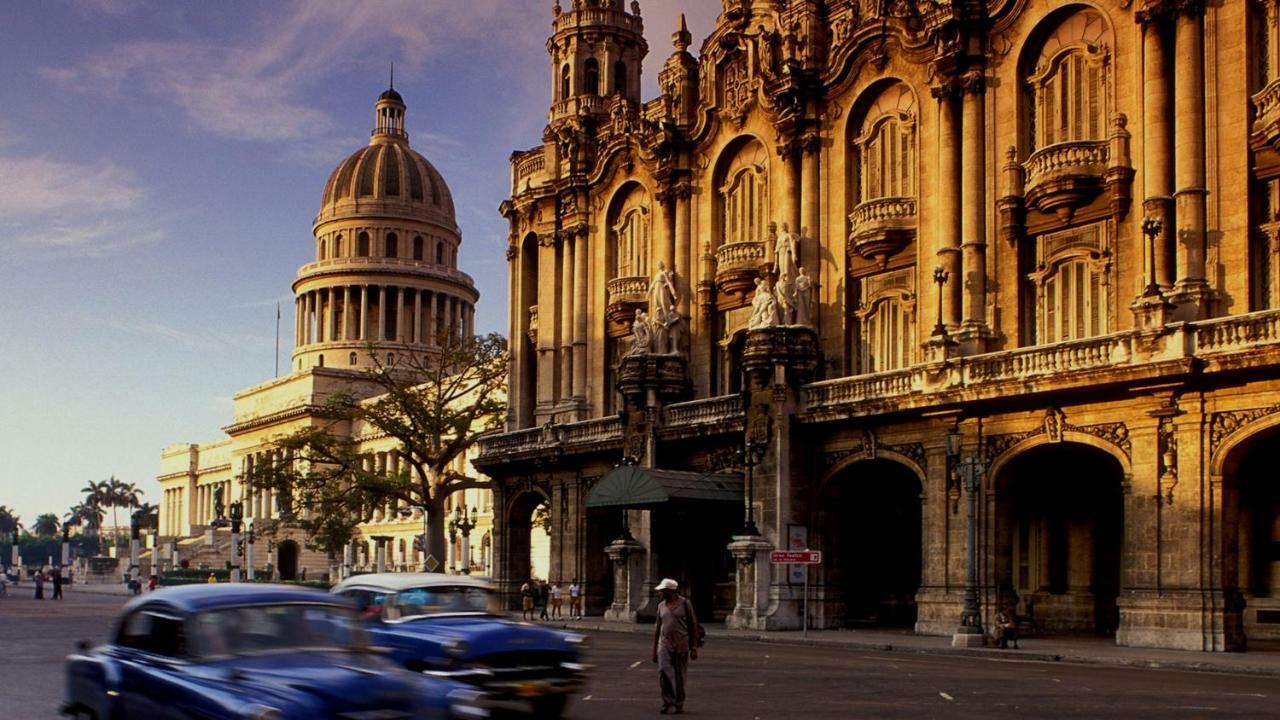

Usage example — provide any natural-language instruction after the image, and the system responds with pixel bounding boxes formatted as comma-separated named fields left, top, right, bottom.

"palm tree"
left=132, top=502, right=159, bottom=534
left=0, top=506, right=21, bottom=536
left=33, top=513, right=60, bottom=538
left=67, top=502, right=103, bottom=539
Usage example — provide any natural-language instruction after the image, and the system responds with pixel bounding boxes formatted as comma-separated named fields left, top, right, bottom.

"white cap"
left=655, top=578, right=678, bottom=592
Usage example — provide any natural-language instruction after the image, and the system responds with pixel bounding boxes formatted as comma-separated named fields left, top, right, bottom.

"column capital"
left=960, top=69, right=986, bottom=96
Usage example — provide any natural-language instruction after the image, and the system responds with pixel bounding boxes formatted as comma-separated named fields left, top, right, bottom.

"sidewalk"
left=5, top=580, right=132, bottom=597
left=546, top=617, right=1280, bottom=677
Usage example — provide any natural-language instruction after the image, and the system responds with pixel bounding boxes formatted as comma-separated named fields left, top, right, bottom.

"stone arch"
left=504, top=488, right=552, bottom=594
left=819, top=448, right=926, bottom=492
left=515, top=232, right=541, bottom=427
left=1211, top=410, right=1280, bottom=477
left=711, top=135, right=770, bottom=251
left=988, top=430, right=1132, bottom=483
left=605, top=181, right=651, bottom=280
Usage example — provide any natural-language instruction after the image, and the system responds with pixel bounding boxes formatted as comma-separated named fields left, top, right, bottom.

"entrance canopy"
left=586, top=466, right=743, bottom=509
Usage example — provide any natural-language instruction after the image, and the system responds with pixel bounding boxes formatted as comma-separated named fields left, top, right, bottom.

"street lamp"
left=453, top=505, right=478, bottom=575
left=736, top=439, right=767, bottom=536
left=948, top=426, right=987, bottom=646
left=399, top=504, right=430, bottom=572
left=228, top=501, right=244, bottom=583
left=932, top=266, right=951, bottom=337
left=447, top=513, right=459, bottom=573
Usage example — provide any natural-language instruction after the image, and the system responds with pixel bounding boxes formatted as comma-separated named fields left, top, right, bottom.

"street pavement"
left=1, top=591, right=1275, bottom=719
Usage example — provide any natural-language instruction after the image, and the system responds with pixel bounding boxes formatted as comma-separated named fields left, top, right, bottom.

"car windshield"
left=393, top=586, right=493, bottom=618
left=190, top=604, right=368, bottom=658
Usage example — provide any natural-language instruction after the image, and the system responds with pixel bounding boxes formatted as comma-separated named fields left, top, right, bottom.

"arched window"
left=413, top=236, right=424, bottom=261
left=387, top=353, right=395, bottom=365
left=856, top=269, right=916, bottom=373
left=722, top=167, right=767, bottom=246
left=584, top=59, right=600, bottom=96
left=317, top=354, right=325, bottom=368
left=385, top=233, right=398, bottom=258
left=436, top=242, right=445, bottom=265
left=560, top=64, right=571, bottom=101
left=1032, top=223, right=1110, bottom=344
left=608, top=185, right=650, bottom=279
left=318, top=239, right=327, bottom=260
left=1026, top=10, right=1111, bottom=152
left=333, top=235, right=343, bottom=258
left=357, top=232, right=370, bottom=257
left=853, top=83, right=917, bottom=204
left=349, top=352, right=357, bottom=365
left=613, top=61, right=627, bottom=95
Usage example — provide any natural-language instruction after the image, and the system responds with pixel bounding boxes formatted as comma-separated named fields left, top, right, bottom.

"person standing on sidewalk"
left=520, top=580, right=535, bottom=621
left=33, top=569, right=45, bottom=599
left=568, top=579, right=581, bottom=619
left=550, top=581, right=563, bottom=619
left=651, top=578, right=699, bottom=714
left=51, top=566, right=63, bottom=600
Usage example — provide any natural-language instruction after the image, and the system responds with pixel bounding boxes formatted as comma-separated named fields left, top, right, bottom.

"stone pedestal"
left=230, top=532, right=243, bottom=583
left=741, top=326, right=819, bottom=386
left=617, top=354, right=690, bottom=406
left=921, top=332, right=959, bottom=364
left=1131, top=289, right=1174, bottom=333
left=726, top=535, right=774, bottom=630
left=604, top=534, right=647, bottom=622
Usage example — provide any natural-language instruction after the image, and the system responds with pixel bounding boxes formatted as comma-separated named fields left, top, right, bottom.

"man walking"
left=550, top=581, right=563, bottom=619
left=568, top=578, right=581, bottom=619
left=51, top=566, right=63, bottom=600
left=651, top=578, right=699, bottom=714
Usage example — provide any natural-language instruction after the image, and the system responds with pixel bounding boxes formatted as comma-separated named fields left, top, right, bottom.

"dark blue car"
left=332, top=574, right=587, bottom=718
left=62, top=584, right=490, bottom=720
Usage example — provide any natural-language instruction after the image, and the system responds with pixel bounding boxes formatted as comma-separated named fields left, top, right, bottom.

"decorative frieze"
left=1208, top=404, right=1280, bottom=455
left=984, top=409, right=1132, bottom=465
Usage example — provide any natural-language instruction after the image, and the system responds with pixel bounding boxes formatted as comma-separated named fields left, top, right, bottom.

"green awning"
left=586, top=466, right=743, bottom=509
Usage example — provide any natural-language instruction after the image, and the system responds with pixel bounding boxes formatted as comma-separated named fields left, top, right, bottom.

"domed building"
left=150, top=88, right=494, bottom=582
left=293, top=89, right=477, bottom=372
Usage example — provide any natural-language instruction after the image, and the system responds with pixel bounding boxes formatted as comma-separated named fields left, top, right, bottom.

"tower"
left=548, top=0, right=648, bottom=124
left=292, top=87, right=479, bottom=373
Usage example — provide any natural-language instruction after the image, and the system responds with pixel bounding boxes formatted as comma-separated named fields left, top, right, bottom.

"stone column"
left=800, top=133, right=821, bottom=271
left=413, top=290, right=422, bottom=344
left=343, top=286, right=353, bottom=341
left=295, top=297, right=303, bottom=347
left=377, top=285, right=387, bottom=342
left=603, top=533, right=646, bottom=622
left=397, top=287, right=408, bottom=343
left=933, top=84, right=963, bottom=330
left=359, top=285, right=369, bottom=341
left=329, top=288, right=339, bottom=342
left=1141, top=14, right=1174, bottom=290
left=572, top=232, right=588, bottom=403
left=559, top=237, right=574, bottom=405
left=674, top=184, right=692, bottom=318
left=959, top=72, right=989, bottom=351
left=537, top=237, right=559, bottom=411
left=1171, top=5, right=1211, bottom=317
left=726, top=536, right=774, bottom=630
left=425, top=291, right=437, bottom=345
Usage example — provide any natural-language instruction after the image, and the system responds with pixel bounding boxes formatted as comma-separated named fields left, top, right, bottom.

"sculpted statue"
left=794, top=266, right=814, bottom=327
left=212, top=484, right=225, bottom=520
left=628, top=309, right=653, bottom=355
left=649, top=262, right=678, bottom=320
left=747, top=277, right=781, bottom=330
left=651, top=307, right=670, bottom=356
left=663, top=307, right=686, bottom=356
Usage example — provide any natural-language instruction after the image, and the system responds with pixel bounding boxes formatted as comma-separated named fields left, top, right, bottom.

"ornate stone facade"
left=477, top=0, right=1280, bottom=652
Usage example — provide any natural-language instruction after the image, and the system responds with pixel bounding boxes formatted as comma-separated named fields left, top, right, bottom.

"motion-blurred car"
left=332, top=574, right=587, bottom=718
left=62, top=584, right=489, bottom=720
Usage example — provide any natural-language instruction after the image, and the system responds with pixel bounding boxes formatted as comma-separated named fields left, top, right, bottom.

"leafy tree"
left=33, top=513, right=60, bottom=538
left=65, top=502, right=103, bottom=540
left=78, top=480, right=110, bottom=538
left=248, top=333, right=507, bottom=568
left=0, top=506, right=22, bottom=536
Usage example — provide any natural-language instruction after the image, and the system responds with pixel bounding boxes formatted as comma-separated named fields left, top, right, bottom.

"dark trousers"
left=34, top=585, right=44, bottom=599
left=658, top=650, right=689, bottom=708
left=52, top=580, right=63, bottom=599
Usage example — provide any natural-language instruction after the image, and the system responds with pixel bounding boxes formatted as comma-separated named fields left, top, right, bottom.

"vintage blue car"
left=332, top=574, right=587, bottom=718
left=62, top=584, right=490, bottom=720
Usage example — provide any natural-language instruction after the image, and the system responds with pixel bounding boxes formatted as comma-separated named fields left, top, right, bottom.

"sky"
left=0, top=0, right=722, bottom=527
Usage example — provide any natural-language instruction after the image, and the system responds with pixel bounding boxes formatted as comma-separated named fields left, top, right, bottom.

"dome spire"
left=374, top=78, right=407, bottom=143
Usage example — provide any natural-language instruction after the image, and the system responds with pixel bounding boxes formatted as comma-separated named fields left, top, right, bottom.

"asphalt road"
left=2, top=591, right=1275, bottom=719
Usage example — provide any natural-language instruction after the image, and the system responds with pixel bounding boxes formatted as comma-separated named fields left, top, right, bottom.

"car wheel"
left=531, top=695, right=568, bottom=719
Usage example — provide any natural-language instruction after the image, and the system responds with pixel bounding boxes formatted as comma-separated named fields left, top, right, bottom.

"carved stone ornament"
left=1209, top=404, right=1280, bottom=455
left=823, top=440, right=927, bottom=473
left=985, top=414, right=1132, bottom=466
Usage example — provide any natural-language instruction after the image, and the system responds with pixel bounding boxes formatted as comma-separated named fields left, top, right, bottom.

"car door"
left=115, top=607, right=195, bottom=720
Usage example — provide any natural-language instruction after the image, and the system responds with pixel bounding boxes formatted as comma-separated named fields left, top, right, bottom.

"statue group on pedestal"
left=748, top=224, right=815, bottom=330
left=628, top=262, right=688, bottom=357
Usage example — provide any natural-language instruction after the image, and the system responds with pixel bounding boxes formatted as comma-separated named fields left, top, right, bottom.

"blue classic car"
left=332, top=574, right=587, bottom=718
left=62, top=584, right=490, bottom=720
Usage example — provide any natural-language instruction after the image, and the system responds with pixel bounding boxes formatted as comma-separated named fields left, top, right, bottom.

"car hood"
left=385, top=615, right=575, bottom=657
left=198, top=651, right=440, bottom=711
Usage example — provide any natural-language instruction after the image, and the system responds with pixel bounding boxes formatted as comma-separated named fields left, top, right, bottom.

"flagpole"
left=275, top=302, right=281, bottom=377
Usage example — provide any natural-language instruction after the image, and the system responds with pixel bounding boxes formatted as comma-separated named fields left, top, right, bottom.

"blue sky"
left=0, top=0, right=720, bottom=525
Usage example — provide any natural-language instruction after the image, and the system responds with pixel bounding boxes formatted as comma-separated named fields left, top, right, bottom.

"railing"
left=963, top=334, right=1130, bottom=384
left=665, top=394, right=742, bottom=427
left=551, top=95, right=606, bottom=118
left=848, top=196, right=917, bottom=227
left=559, top=416, right=624, bottom=444
left=477, top=428, right=540, bottom=456
left=296, top=257, right=476, bottom=288
left=1194, top=310, right=1280, bottom=354
left=606, top=276, right=648, bottom=306
left=1024, top=140, right=1109, bottom=187
left=804, top=368, right=918, bottom=408
left=1253, top=79, right=1280, bottom=122
left=515, top=150, right=546, bottom=182
left=553, top=6, right=642, bottom=34
left=714, top=241, right=766, bottom=270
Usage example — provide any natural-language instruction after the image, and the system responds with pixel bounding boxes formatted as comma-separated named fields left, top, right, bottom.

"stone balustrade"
left=803, top=368, right=917, bottom=408
left=848, top=196, right=917, bottom=263
left=1023, top=139, right=1110, bottom=218
left=551, top=95, right=605, bottom=118
left=1193, top=310, right=1280, bottom=354
left=714, top=240, right=767, bottom=299
left=559, top=416, right=624, bottom=444
left=553, top=5, right=642, bottom=35
left=477, top=428, right=541, bottom=456
left=514, top=150, right=546, bottom=186
left=665, top=394, right=741, bottom=427
left=607, top=276, right=648, bottom=307
left=963, top=333, right=1131, bottom=384
left=297, top=256, right=476, bottom=288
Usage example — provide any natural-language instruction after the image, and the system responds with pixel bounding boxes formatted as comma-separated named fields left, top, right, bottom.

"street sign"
left=424, top=554, right=440, bottom=572
left=770, top=550, right=821, bottom=564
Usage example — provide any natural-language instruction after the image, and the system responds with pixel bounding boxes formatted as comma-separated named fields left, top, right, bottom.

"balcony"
left=714, top=240, right=767, bottom=301
left=512, top=149, right=547, bottom=192
left=664, top=394, right=742, bottom=428
left=1023, top=140, right=1109, bottom=221
left=848, top=196, right=917, bottom=266
left=606, top=275, right=648, bottom=327
left=1252, top=80, right=1280, bottom=155
left=295, top=257, right=476, bottom=290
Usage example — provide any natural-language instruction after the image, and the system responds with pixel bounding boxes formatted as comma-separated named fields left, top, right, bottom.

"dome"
left=315, top=90, right=457, bottom=228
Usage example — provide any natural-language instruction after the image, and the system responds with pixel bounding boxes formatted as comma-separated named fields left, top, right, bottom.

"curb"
left=549, top=621, right=1280, bottom=678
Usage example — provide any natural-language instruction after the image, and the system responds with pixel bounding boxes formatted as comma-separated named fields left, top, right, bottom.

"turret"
left=548, top=0, right=648, bottom=124
left=658, top=13, right=699, bottom=126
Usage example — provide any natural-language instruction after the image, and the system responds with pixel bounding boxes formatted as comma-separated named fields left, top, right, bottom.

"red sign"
left=770, top=550, right=821, bottom=564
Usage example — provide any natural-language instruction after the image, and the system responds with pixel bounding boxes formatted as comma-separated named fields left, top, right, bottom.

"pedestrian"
left=148, top=575, right=159, bottom=592
left=207, top=573, right=218, bottom=584
left=33, top=569, right=45, bottom=600
left=51, top=566, right=63, bottom=600
left=569, top=578, right=581, bottom=619
left=995, top=605, right=1019, bottom=649
left=537, top=580, right=550, bottom=621
left=550, top=581, right=563, bottom=619
left=651, top=578, right=699, bottom=714
left=520, top=580, right=534, bottom=621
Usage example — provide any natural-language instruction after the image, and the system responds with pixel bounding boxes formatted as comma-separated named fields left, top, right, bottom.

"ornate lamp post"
left=736, top=439, right=768, bottom=536
left=1141, top=216, right=1164, bottom=297
left=128, top=512, right=141, bottom=585
left=931, top=266, right=950, bottom=337
left=948, top=426, right=987, bottom=647
left=245, top=522, right=256, bottom=581
left=228, top=501, right=244, bottom=583
left=454, top=505, right=478, bottom=575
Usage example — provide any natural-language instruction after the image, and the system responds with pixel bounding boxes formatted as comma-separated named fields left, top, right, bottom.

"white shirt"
left=551, top=584, right=562, bottom=599
left=569, top=584, right=580, bottom=597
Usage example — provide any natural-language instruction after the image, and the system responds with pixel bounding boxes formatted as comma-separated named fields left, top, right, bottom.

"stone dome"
left=315, top=90, right=457, bottom=229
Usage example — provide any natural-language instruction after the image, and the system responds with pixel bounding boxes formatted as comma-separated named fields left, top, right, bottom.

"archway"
left=1222, top=424, right=1280, bottom=650
left=817, top=458, right=922, bottom=628
left=505, top=491, right=552, bottom=591
left=993, top=442, right=1124, bottom=636
left=277, top=540, right=299, bottom=581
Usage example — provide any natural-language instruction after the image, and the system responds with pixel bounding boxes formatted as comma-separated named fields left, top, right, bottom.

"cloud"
left=108, top=319, right=275, bottom=353
left=43, top=1, right=540, bottom=151
left=0, top=154, right=163, bottom=257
